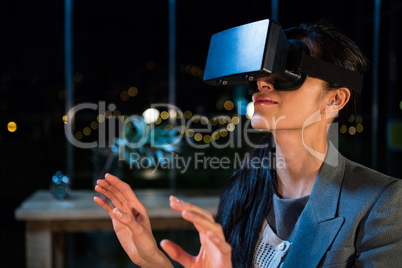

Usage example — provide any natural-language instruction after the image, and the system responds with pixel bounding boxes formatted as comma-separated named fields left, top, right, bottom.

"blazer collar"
left=283, top=142, right=346, bottom=267
left=310, top=141, right=345, bottom=222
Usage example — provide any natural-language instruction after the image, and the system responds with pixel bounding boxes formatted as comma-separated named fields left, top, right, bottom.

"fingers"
left=170, top=195, right=214, bottom=221
left=95, top=183, right=124, bottom=208
left=182, top=210, right=226, bottom=241
left=111, top=208, right=150, bottom=243
left=111, top=208, right=160, bottom=255
left=105, top=173, right=135, bottom=197
left=206, top=231, right=232, bottom=256
left=112, top=208, right=140, bottom=229
left=94, top=173, right=147, bottom=215
left=204, top=231, right=232, bottom=268
left=160, top=239, right=195, bottom=268
left=101, top=174, right=137, bottom=206
left=170, top=196, right=224, bottom=240
left=94, top=196, right=115, bottom=214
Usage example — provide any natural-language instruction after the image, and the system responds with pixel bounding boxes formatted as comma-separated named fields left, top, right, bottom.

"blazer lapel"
left=282, top=205, right=345, bottom=267
left=283, top=142, right=346, bottom=268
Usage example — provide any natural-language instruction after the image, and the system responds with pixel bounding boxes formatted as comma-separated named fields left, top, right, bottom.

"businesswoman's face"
left=251, top=76, right=336, bottom=132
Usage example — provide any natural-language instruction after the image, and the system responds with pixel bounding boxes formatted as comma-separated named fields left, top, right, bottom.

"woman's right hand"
left=94, top=173, right=173, bottom=268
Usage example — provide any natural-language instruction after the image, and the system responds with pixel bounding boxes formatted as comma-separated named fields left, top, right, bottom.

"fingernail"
left=114, top=208, right=123, bottom=218
left=170, top=195, right=179, bottom=202
left=170, top=195, right=184, bottom=204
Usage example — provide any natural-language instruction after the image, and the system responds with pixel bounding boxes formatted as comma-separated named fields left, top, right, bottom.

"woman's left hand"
left=160, top=196, right=232, bottom=268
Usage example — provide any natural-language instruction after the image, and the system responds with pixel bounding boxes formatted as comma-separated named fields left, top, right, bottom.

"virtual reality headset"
left=203, top=19, right=363, bottom=93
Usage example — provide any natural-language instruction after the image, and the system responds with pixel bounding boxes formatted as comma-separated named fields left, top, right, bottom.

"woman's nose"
left=257, top=80, right=275, bottom=92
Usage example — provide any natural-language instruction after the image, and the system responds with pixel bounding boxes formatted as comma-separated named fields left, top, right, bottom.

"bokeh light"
left=194, top=133, right=203, bottom=141
left=113, top=110, right=121, bottom=117
left=120, top=91, right=130, bottom=101
left=224, top=100, right=234, bottom=111
left=218, top=116, right=228, bottom=125
left=340, top=125, right=347, bottom=134
left=210, top=118, right=218, bottom=126
left=201, top=116, right=209, bottom=125
left=348, top=126, right=356, bottom=135
left=246, top=102, right=254, bottom=118
left=97, top=114, right=105, bottom=123
left=227, top=123, right=235, bottom=132
left=83, top=127, right=91, bottom=136
left=232, top=116, right=240, bottom=125
left=356, top=124, right=364, bottom=133
left=192, top=115, right=200, bottom=123
left=128, top=87, right=138, bottom=97
left=75, top=131, right=83, bottom=140
left=169, top=109, right=177, bottom=119
left=184, top=110, right=192, bottom=119
left=7, top=122, right=17, bottom=132
left=90, top=121, right=99, bottom=130
left=120, top=115, right=129, bottom=123
left=143, top=108, right=160, bottom=124
left=160, top=111, right=169, bottom=120
left=178, top=126, right=186, bottom=134
left=105, top=110, right=113, bottom=119
left=176, top=111, right=183, bottom=119
left=186, top=129, right=194, bottom=137
left=219, top=129, right=228, bottom=137
left=203, top=135, right=211, bottom=143
left=212, top=131, right=220, bottom=140
left=237, top=103, right=247, bottom=115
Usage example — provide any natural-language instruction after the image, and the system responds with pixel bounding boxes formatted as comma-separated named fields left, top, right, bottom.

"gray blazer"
left=282, top=143, right=402, bottom=267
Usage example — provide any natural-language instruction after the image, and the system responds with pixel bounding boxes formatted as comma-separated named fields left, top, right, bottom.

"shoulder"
left=342, top=159, right=402, bottom=264
left=337, top=156, right=401, bottom=217
left=342, top=156, right=401, bottom=192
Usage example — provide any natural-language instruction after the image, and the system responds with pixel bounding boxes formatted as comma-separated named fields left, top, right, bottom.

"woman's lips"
left=254, top=97, right=278, bottom=106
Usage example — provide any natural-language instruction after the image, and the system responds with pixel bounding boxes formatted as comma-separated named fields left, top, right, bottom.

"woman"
left=94, top=21, right=402, bottom=267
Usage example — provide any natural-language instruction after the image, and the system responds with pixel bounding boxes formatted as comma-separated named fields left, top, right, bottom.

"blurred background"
left=1, top=0, right=401, bottom=267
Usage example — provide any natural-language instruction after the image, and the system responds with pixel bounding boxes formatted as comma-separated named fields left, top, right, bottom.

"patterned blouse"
left=254, top=193, right=310, bottom=267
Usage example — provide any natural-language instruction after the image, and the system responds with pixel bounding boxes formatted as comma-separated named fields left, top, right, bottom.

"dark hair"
left=285, top=20, right=369, bottom=123
left=215, top=20, right=369, bottom=267
left=215, top=133, right=276, bottom=267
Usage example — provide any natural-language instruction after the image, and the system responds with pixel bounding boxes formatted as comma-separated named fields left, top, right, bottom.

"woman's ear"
left=326, top=88, right=351, bottom=111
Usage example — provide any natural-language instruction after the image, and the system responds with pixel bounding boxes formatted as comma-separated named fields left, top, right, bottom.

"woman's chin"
left=251, top=115, right=272, bottom=130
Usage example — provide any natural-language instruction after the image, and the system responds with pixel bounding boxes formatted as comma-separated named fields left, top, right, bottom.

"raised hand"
left=161, top=196, right=232, bottom=268
left=94, top=173, right=232, bottom=268
left=94, top=173, right=173, bottom=268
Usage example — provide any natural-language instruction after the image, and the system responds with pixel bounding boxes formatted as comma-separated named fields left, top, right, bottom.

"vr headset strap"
left=299, top=55, right=363, bottom=93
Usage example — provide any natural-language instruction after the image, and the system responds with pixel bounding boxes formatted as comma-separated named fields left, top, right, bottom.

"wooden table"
left=15, top=189, right=220, bottom=268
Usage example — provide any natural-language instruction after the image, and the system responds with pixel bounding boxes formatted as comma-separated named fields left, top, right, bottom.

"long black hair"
left=215, top=133, right=277, bottom=267
left=214, top=20, right=368, bottom=267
